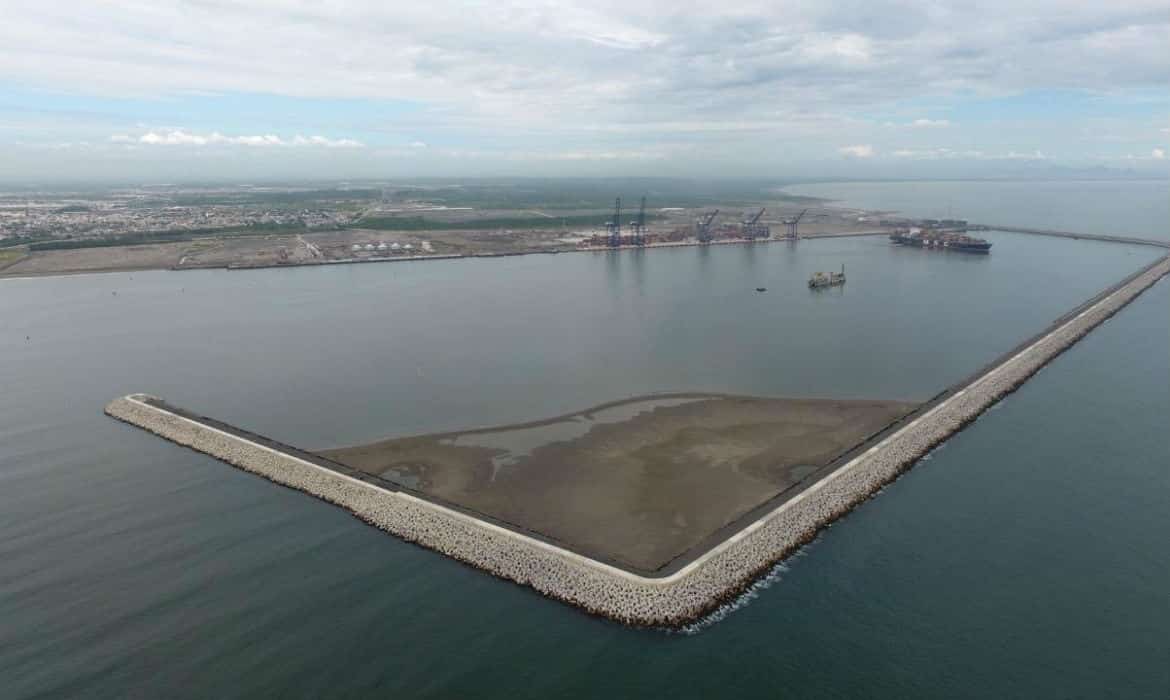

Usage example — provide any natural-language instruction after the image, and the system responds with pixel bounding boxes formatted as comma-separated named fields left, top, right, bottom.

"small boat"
left=756, top=287, right=767, bottom=292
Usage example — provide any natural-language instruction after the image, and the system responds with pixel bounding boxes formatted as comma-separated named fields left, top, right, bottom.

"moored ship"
left=890, top=229, right=992, bottom=254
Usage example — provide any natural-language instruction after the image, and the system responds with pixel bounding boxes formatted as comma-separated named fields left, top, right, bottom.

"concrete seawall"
left=106, top=255, right=1169, bottom=627
left=978, top=225, right=1170, bottom=249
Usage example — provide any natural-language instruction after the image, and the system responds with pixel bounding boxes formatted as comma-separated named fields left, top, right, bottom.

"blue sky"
left=1, top=1, right=1167, bottom=182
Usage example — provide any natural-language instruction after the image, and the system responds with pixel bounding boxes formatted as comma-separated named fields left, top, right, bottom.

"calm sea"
left=1, top=180, right=1167, bottom=698
left=784, top=179, right=1170, bottom=241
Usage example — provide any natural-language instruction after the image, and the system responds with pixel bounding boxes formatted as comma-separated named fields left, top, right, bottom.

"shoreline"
left=0, top=230, right=889, bottom=280
left=105, top=253, right=1169, bottom=626
left=4, top=224, right=1167, bottom=281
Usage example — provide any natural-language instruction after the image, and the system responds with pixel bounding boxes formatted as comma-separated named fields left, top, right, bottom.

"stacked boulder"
left=105, top=256, right=1168, bottom=627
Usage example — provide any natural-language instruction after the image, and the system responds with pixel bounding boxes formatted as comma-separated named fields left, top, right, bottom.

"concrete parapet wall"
left=105, top=256, right=1169, bottom=626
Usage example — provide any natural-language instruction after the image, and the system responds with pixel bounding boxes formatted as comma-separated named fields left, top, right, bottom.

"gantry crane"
left=631, top=196, right=647, bottom=246
left=741, top=207, right=769, bottom=239
left=783, top=209, right=807, bottom=239
left=606, top=197, right=622, bottom=247
left=696, top=209, right=719, bottom=243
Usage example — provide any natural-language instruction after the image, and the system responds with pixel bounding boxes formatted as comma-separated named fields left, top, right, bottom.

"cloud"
left=1003, top=150, right=1046, bottom=160
left=893, top=148, right=968, bottom=159
left=3, top=2, right=1169, bottom=176
left=838, top=144, right=875, bottom=158
left=910, top=119, right=951, bottom=128
left=126, top=130, right=362, bottom=148
left=5, top=3, right=1167, bottom=113
left=416, top=146, right=676, bottom=162
left=538, top=149, right=668, bottom=161
left=290, top=135, right=364, bottom=148
left=891, top=147, right=1054, bottom=160
left=1123, top=148, right=1168, bottom=161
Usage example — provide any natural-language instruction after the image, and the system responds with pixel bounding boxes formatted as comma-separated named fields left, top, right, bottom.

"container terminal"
left=579, top=199, right=805, bottom=249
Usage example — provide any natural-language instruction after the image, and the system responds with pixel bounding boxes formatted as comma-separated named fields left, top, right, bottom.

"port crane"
left=631, top=196, right=647, bottom=246
left=744, top=208, right=765, bottom=226
left=783, top=209, right=807, bottom=239
left=741, top=207, right=769, bottom=239
left=696, top=209, right=719, bottom=243
left=606, top=197, right=622, bottom=247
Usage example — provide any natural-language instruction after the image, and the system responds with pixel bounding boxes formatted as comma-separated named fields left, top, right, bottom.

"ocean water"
left=1, top=181, right=1167, bottom=698
left=784, top=179, right=1170, bottom=241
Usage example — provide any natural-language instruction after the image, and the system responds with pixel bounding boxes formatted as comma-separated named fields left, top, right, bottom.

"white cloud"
left=5, top=3, right=1166, bottom=116
left=910, top=119, right=951, bottom=128
left=797, top=33, right=874, bottom=65
left=290, top=135, right=364, bottom=148
left=1004, top=150, right=1046, bottom=160
left=838, top=144, right=874, bottom=158
left=3, top=2, right=1169, bottom=176
left=419, top=146, right=675, bottom=162
left=1152, top=148, right=1166, bottom=160
left=893, top=148, right=985, bottom=159
left=890, top=147, right=1056, bottom=161
left=128, top=130, right=362, bottom=148
left=539, top=149, right=668, bottom=161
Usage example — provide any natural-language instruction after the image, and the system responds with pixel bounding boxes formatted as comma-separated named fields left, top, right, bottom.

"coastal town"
left=0, top=181, right=953, bottom=277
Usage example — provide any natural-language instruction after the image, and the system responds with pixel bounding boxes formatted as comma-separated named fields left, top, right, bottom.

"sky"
left=1, top=0, right=1168, bottom=182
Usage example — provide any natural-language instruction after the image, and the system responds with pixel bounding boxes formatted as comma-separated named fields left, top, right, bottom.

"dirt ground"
left=0, top=202, right=893, bottom=277
left=320, top=394, right=916, bottom=572
left=0, top=234, right=326, bottom=276
left=0, top=242, right=189, bottom=276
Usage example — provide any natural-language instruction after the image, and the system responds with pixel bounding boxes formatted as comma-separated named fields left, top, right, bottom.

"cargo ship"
left=889, top=229, right=992, bottom=254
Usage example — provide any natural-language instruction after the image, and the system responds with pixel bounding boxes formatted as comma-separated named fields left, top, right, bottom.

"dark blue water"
left=1, top=182, right=1167, bottom=698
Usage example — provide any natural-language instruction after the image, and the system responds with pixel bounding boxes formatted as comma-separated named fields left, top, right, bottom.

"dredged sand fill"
left=105, top=255, right=1168, bottom=626
left=320, top=395, right=916, bottom=572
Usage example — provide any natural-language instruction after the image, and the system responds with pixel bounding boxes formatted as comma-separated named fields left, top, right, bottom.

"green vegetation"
left=165, top=188, right=382, bottom=207
left=357, top=213, right=660, bottom=231
left=26, top=222, right=307, bottom=251
left=390, top=178, right=817, bottom=210
left=0, top=235, right=45, bottom=249
left=0, top=247, right=26, bottom=267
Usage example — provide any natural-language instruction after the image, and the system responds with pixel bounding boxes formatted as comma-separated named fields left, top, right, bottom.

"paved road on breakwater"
left=978, top=225, right=1170, bottom=248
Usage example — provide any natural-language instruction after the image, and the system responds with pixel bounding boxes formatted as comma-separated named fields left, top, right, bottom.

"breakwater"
left=978, top=225, right=1170, bottom=249
left=105, top=255, right=1169, bottom=626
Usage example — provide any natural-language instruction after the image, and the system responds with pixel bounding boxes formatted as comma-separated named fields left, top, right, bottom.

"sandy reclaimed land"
left=0, top=242, right=189, bottom=277
left=321, top=394, right=916, bottom=572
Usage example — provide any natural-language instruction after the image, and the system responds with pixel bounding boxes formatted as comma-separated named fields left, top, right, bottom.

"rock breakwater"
left=105, top=256, right=1168, bottom=626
